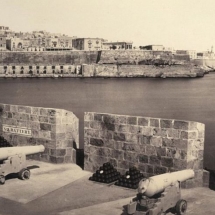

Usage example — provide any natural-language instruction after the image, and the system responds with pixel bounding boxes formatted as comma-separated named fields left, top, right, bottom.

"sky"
left=1, top=0, right=215, bottom=51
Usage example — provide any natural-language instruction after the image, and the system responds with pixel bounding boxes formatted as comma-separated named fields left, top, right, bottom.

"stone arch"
left=17, top=42, right=22, bottom=49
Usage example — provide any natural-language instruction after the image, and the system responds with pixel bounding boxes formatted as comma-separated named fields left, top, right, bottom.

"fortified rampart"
left=0, top=103, right=79, bottom=164
left=0, top=64, right=204, bottom=78
left=0, top=50, right=190, bottom=66
left=0, top=64, right=81, bottom=77
left=0, top=50, right=208, bottom=78
left=84, top=112, right=209, bottom=188
left=0, top=51, right=98, bottom=65
left=193, top=59, right=215, bottom=69
left=98, top=50, right=190, bottom=65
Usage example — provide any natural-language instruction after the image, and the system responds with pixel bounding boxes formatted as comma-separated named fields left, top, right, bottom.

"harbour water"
left=0, top=74, right=215, bottom=170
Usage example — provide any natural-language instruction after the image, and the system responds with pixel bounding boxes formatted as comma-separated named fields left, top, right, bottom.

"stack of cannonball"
left=115, top=166, right=144, bottom=189
left=89, top=162, right=121, bottom=184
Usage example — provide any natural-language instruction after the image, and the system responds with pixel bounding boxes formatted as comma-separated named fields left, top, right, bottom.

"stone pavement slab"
left=1, top=160, right=215, bottom=215
left=0, top=160, right=90, bottom=203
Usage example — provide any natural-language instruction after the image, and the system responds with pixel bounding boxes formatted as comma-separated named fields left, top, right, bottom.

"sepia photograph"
left=0, top=0, right=215, bottom=214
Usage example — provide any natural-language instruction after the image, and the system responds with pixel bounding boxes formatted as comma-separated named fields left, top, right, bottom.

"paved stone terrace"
left=0, top=160, right=214, bottom=215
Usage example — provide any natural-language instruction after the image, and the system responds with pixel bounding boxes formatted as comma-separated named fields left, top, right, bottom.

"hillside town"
left=0, top=25, right=214, bottom=60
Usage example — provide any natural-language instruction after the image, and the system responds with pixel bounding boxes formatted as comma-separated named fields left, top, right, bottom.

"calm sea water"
left=0, top=74, right=215, bottom=169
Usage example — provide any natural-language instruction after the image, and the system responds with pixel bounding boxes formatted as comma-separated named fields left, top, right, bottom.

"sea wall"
left=0, top=64, right=82, bottom=77
left=0, top=64, right=205, bottom=78
left=0, top=103, right=79, bottom=164
left=82, top=64, right=205, bottom=78
left=84, top=112, right=209, bottom=188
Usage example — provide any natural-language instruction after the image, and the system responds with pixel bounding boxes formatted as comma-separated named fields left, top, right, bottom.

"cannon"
left=127, top=169, right=195, bottom=215
left=0, top=145, right=45, bottom=185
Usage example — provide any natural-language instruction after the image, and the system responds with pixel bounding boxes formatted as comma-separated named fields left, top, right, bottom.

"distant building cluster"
left=0, top=25, right=214, bottom=59
left=0, top=25, right=133, bottom=52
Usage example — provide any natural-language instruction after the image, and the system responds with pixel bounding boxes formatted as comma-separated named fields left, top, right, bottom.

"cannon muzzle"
left=0, top=145, right=45, bottom=160
left=138, top=169, right=194, bottom=197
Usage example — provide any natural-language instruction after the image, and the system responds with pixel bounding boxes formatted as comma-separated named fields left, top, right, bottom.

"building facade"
left=0, top=26, right=12, bottom=36
left=72, top=38, right=103, bottom=51
left=141, top=45, right=164, bottom=51
left=0, top=35, right=6, bottom=51
left=102, top=41, right=133, bottom=50
left=196, top=51, right=214, bottom=59
left=6, top=38, right=30, bottom=51
left=176, top=50, right=196, bottom=59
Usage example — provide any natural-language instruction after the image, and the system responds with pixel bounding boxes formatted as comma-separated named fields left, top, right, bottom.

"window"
left=60, top=66, right=63, bottom=69
left=29, top=66, right=32, bottom=69
left=36, top=66, right=40, bottom=69
left=52, top=66, right=55, bottom=69
left=12, top=66, right=15, bottom=69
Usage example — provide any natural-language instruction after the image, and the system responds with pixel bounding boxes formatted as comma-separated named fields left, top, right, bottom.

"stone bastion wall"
left=0, top=103, right=79, bottom=164
left=193, top=59, right=215, bottom=69
left=84, top=112, right=209, bottom=188
left=0, top=64, right=204, bottom=78
left=0, top=50, right=190, bottom=66
left=0, top=50, right=206, bottom=78
left=0, top=51, right=98, bottom=65
left=98, top=50, right=190, bottom=65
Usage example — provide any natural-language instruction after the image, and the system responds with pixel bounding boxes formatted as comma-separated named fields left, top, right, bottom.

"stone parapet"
left=0, top=103, right=79, bottom=164
left=84, top=112, right=207, bottom=188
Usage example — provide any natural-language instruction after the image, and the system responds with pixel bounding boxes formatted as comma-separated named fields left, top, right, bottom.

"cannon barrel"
left=138, top=169, right=195, bottom=197
left=0, top=145, right=45, bottom=160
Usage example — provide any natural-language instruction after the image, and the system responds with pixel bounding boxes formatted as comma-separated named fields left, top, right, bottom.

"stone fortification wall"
left=98, top=50, right=190, bottom=65
left=0, top=50, right=206, bottom=78
left=0, top=64, right=205, bottom=78
left=82, top=64, right=205, bottom=78
left=0, top=51, right=98, bottom=65
left=0, top=104, right=79, bottom=164
left=0, top=50, right=190, bottom=66
left=0, top=64, right=82, bottom=77
left=84, top=112, right=208, bottom=188
left=193, top=59, right=215, bottom=69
